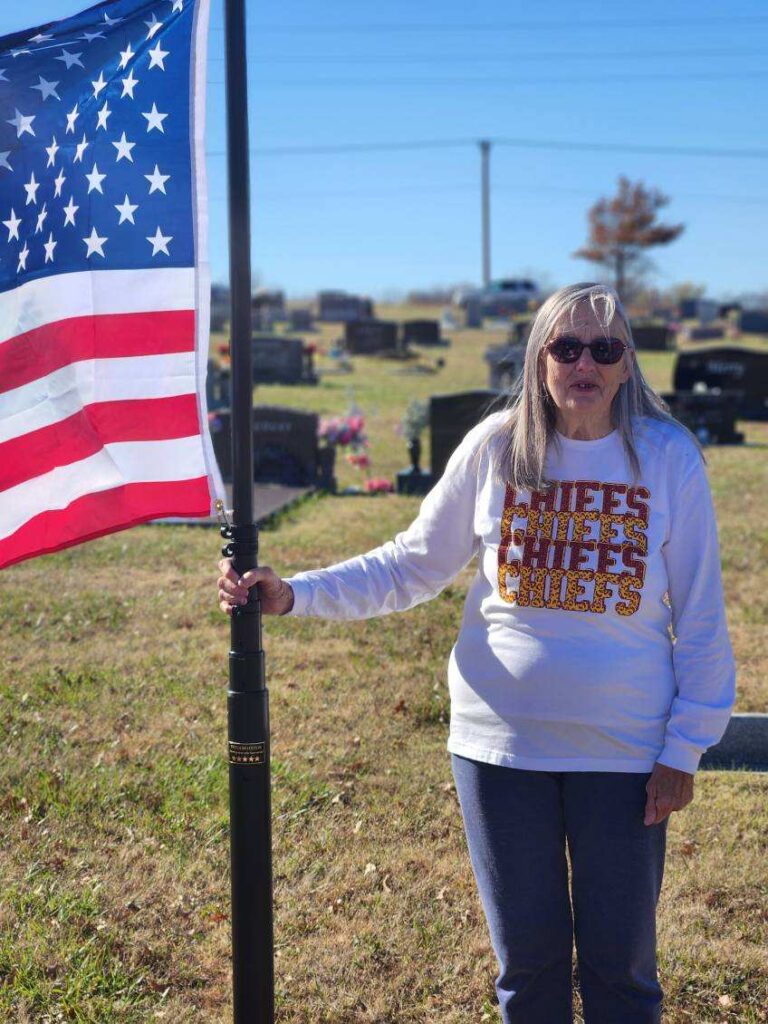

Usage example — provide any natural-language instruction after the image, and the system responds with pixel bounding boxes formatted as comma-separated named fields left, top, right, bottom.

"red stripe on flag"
left=0, top=478, right=212, bottom=570
left=0, top=310, right=195, bottom=394
left=0, top=395, right=202, bottom=493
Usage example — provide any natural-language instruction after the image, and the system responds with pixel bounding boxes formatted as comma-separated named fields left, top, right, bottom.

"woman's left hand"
left=644, top=763, right=694, bottom=826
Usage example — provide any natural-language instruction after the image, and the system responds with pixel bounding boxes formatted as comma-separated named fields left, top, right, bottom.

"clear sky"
left=2, top=0, right=767, bottom=299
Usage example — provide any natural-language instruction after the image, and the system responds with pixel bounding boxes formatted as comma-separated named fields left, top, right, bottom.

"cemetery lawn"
left=1, top=309, right=766, bottom=1022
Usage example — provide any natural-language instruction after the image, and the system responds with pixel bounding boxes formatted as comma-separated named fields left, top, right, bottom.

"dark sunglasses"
left=546, top=336, right=628, bottom=365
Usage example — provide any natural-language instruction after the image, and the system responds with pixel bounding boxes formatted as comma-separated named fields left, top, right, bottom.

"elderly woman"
left=217, top=283, right=735, bottom=1024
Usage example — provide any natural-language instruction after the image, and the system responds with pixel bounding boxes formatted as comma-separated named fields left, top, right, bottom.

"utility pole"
left=479, top=139, right=491, bottom=286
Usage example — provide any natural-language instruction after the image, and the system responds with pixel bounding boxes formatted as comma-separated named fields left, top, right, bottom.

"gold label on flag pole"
left=229, top=741, right=266, bottom=765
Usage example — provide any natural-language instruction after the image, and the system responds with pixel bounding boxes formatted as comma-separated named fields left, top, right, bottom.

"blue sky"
left=2, top=0, right=767, bottom=299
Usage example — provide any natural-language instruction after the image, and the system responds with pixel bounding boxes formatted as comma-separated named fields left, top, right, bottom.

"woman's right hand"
left=217, top=558, right=295, bottom=616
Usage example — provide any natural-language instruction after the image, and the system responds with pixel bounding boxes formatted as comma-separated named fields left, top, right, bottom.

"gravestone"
left=485, top=344, right=525, bottom=391
left=684, top=327, right=725, bottom=342
left=430, top=389, right=506, bottom=482
left=508, top=319, right=532, bottom=346
left=317, top=290, right=373, bottom=322
left=673, top=347, right=768, bottom=420
left=251, top=290, right=286, bottom=332
left=740, top=311, right=768, bottom=334
left=208, top=406, right=335, bottom=489
left=631, top=324, right=672, bottom=350
left=345, top=319, right=398, bottom=354
left=289, top=308, right=314, bottom=332
left=402, top=319, right=443, bottom=346
left=252, top=335, right=318, bottom=385
left=662, top=392, right=743, bottom=444
left=679, top=298, right=719, bottom=323
left=206, top=360, right=230, bottom=412
left=464, top=297, right=482, bottom=328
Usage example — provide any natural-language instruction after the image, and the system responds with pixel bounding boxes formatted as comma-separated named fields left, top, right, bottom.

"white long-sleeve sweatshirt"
left=285, top=412, right=736, bottom=775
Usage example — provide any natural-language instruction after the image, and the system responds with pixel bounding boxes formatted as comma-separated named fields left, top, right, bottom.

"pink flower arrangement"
left=346, top=452, right=371, bottom=469
left=318, top=413, right=368, bottom=449
left=365, top=477, right=394, bottom=494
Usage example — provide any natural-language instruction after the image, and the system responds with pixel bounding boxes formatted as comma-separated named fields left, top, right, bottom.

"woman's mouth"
left=571, top=382, right=598, bottom=391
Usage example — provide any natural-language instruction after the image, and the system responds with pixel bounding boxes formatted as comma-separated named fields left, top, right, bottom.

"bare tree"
left=573, top=177, right=684, bottom=303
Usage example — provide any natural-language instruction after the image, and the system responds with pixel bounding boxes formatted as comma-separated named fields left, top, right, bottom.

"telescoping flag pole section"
left=221, top=0, right=275, bottom=1020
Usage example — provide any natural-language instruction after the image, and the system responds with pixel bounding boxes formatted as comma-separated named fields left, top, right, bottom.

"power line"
left=206, top=70, right=768, bottom=87
left=204, top=47, right=768, bottom=64
left=204, top=136, right=768, bottom=161
left=207, top=15, right=768, bottom=33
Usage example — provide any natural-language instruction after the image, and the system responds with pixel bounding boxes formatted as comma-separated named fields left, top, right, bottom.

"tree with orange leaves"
left=573, top=177, right=684, bottom=303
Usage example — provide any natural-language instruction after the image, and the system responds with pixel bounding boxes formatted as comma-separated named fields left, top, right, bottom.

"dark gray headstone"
left=661, top=391, right=744, bottom=444
left=740, top=311, right=768, bottom=334
left=464, top=297, right=482, bottom=328
left=251, top=335, right=317, bottom=385
left=289, top=308, right=314, bottom=331
left=317, top=291, right=373, bottom=322
left=345, top=319, right=398, bottom=354
left=673, top=346, right=768, bottom=420
left=686, top=327, right=725, bottom=342
left=485, top=344, right=525, bottom=391
left=402, top=319, right=442, bottom=346
left=700, top=714, right=768, bottom=771
left=430, top=389, right=506, bottom=481
left=209, top=406, right=326, bottom=487
left=631, top=324, right=672, bottom=350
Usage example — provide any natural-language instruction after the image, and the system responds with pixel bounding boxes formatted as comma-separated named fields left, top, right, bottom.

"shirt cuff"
left=283, top=576, right=312, bottom=616
left=655, top=736, right=703, bottom=775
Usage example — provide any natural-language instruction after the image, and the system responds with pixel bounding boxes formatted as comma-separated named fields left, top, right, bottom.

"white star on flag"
left=73, top=134, right=89, bottom=163
left=115, top=194, right=139, bottom=224
left=65, top=104, right=79, bottom=133
left=112, top=132, right=136, bottom=162
left=148, top=41, right=169, bottom=70
left=32, top=77, right=61, bottom=101
left=92, top=72, right=108, bottom=98
left=2, top=208, right=21, bottom=241
left=35, top=202, right=48, bottom=233
left=0, top=70, right=8, bottom=83
left=17, top=241, right=29, bottom=272
left=103, top=11, right=122, bottom=26
left=145, top=14, right=163, bottom=38
left=43, top=231, right=57, bottom=263
left=96, top=103, right=112, bottom=130
left=121, top=71, right=139, bottom=98
left=45, top=137, right=60, bottom=167
left=7, top=109, right=36, bottom=139
left=81, top=30, right=105, bottom=43
left=56, top=49, right=84, bottom=70
left=147, top=226, right=173, bottom=256
left=119, top=44, right=135, bottom=70
left=29, top=32, right=53, bottom=42
left=142, top=103, right=168, bottom=133
left=54, top=169, right=66, bottom=197
left=145, top=164, right=170, bottom=194
left=0, top=153, right=11, bottom=172
left=83, top=226, right=107, bottom=257
left=24, top=172, right=40, bottom=205
left=63, top=196, right=79, bottom=226
left=171, top=0, right=184, bottom=11
left=85, top=163, right=107, bottom=194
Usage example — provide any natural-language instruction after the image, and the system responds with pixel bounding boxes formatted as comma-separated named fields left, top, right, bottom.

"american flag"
left=0, top=0, right=221, bottom=570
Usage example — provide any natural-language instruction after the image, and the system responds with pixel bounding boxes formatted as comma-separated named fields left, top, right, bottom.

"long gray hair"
left=481, top=282, right=700, bottom=491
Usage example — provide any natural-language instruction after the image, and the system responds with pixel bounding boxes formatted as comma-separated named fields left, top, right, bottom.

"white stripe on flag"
left=0, top=267, right=197, bottom=345
left=0, top=352, right=197, bottom=444
left=1, top=436, right=208, bottom=541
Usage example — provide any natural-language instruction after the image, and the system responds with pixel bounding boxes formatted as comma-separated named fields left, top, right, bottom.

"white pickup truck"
left=454, top=278, right=541, bottom=315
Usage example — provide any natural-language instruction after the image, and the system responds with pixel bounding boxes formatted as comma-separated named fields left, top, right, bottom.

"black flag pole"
left=219, top=0, right=275, bottom=1020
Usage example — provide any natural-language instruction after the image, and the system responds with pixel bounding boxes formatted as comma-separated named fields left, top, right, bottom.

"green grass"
left=1, top=307, right=766, bottom=1022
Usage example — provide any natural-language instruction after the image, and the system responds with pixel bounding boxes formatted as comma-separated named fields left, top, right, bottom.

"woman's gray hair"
left=481, top=282, right=701, bottom=491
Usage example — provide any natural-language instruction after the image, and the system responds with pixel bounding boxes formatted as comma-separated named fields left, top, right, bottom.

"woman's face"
left=540, top=302, right=632, bottom=433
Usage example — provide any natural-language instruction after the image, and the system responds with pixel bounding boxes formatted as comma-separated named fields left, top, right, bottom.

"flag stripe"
left=2, top=436, right=209, bottom=542
left=0, top=311, right=196, bottom=395
left=0, top=395, right=201, bottom=493
left=0, top=268, right=198, bottom=345
left=0, top=352, right=198, bottom=445
left=0, top=478, right=212, bottom=570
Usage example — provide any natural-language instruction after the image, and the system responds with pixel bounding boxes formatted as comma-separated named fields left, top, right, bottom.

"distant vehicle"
left=454, top=278, right=541, bottom=315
